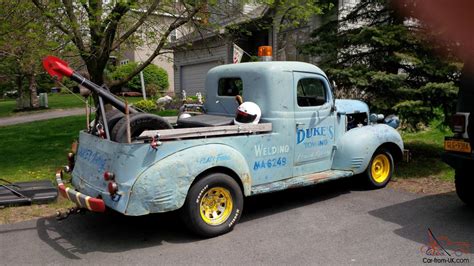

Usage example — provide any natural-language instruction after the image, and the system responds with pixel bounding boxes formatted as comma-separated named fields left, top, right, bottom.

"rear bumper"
left=441, top=152, right=474, bottom=171
left=56, top=171, right=105, bottom=212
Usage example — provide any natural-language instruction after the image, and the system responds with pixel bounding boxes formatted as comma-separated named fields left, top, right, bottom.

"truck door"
left=293, top=71, right=336, bottom=176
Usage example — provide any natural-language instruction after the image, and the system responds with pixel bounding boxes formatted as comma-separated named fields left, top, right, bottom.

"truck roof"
left=208, top=61, right=327, bottom=78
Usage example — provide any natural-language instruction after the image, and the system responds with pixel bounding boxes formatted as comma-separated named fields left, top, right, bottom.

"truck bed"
left=140, top=123, right=273, bottom=140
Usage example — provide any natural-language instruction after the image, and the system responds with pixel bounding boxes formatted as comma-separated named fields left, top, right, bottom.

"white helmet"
left=234, top=102, right=261, bottom=125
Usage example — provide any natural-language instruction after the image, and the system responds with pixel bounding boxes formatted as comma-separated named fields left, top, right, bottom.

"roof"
left=208, top=61, right=327, bottom=77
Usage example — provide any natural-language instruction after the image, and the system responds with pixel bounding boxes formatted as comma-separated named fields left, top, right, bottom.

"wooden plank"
left=140, top=123, right=272, bottom=140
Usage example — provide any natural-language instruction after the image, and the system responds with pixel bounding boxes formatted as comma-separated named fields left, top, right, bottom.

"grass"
left=395, top=127, right=454, bottom=181
left=153, top=109, right=179, bottom=117
left=0, top=94, right=146, bottom=118
left=0, top=115, right=86, bottom=183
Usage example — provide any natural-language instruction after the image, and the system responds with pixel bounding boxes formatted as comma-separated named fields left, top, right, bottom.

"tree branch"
left=111, top=0, right=161, bottom=51
left=31, top=0, right=73, bottom=38
left=112, top=5, right=201, bottom=88
left=62, top=0, right=86, bottom=52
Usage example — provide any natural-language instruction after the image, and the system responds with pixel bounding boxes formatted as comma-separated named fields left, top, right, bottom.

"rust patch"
left=241, top=173, right=252, bottom=196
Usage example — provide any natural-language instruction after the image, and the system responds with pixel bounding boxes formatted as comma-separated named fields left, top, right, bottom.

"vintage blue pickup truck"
left=45, top=57, right=404, bottom=237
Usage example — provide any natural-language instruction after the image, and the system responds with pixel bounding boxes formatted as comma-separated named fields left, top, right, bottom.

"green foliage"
left=145, top=84, right=162, bottom=98
left=0, top=0, right=58, bottom=106
left=0, top=116, right=86, bottom=183
left=396, top=127, right=454, bottom=181
left=133, top=99, right=157, bottom=112
left=111, top=63, right=168, bottom=93
left=301, top=0, right=461, bottom=129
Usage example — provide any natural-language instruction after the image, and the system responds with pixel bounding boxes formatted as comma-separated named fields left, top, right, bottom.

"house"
left=172, top=0, right=356, bottom=96
left=119, top=6, right=194, bottom=95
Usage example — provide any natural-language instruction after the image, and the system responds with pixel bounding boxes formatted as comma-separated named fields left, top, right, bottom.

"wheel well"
left=192, top=166, right=245, bottom=195
left=378, top=142, right=403, bottom=162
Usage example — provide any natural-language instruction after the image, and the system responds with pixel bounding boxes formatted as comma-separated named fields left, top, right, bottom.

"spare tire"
left=111, top=113, right=173, bottom=143
left=105, top=109, right=125, bottom=131
left=91, top=109, right=124, bottom=136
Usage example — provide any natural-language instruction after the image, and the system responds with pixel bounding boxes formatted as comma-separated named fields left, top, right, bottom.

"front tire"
left=181, top=173, right=244, bottom=237
left=455, top=170, right=474, bottom=206
left=365, top=148, right=394, bottom=188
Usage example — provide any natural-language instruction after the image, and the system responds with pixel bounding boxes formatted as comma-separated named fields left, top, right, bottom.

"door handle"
left=296, top=122, right=306, bottom=128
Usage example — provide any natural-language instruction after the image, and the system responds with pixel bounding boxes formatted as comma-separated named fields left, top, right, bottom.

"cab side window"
left=297, top=78, right=327, bottom=107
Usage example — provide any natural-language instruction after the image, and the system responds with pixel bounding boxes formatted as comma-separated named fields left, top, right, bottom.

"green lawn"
left=396, top=128, right=454, bottom=181
left=0, top=115, right=86, bottom=182
left=0, top=94, right=146, bottom=118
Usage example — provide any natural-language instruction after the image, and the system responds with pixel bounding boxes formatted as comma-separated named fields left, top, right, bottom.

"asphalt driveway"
left=1, top=178, right=473, bottom=265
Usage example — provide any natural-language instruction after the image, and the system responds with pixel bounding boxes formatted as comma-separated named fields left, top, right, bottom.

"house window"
left=120, top=59, right=129, bottom=65
left=296, top=78, right=326, bottom=107
left=218, top=78, right=243, bottom=96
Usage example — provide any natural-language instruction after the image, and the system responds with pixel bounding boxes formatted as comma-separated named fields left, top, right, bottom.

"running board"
left=251, top=170, right=353, bottom=195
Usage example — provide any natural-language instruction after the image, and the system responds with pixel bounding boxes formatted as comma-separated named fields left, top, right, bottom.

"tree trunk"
left=16, top=74, right=29, bottom=109
left=29, top=73, right=39, bottom=108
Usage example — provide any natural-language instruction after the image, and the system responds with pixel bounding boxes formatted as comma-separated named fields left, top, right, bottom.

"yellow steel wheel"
left=371, top=154, right=391, bottom=183
left=199, top=187, right=233, bottom=226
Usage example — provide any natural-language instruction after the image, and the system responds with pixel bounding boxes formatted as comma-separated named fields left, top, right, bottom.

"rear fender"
left=332, top=124, right=404, bottom=174
left=125, top=144, right=251, bottom=215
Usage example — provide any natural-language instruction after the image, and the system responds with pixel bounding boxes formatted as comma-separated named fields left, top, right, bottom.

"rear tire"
left=111, top=113, right=172, bottom=142
left=181, top=173, right=244, bottom=238
left=455, top=170, right=474, bottom=206
left=364, top=148, right=394, bottom=188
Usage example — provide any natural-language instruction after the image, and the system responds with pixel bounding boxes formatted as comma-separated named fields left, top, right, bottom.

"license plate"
left=444, top=138, right=472, bottom=153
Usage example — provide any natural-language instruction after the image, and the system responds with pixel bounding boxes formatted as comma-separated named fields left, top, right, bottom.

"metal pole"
left=85, top=100, right=90, bottom=131
left=125, top=100, right=131, bottom=144
left=98, top=96, right=110, bottom=140
left=140, top=71, right=146, bottom=100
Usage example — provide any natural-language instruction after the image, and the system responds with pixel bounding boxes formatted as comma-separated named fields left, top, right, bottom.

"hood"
left=335, top=99, right=369, bottom=114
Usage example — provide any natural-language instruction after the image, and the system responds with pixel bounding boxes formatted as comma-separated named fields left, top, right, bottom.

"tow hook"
left=56, top=207, right=85, bottom=221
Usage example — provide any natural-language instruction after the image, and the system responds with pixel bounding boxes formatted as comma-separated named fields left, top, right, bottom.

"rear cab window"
left=218, top=78, right=243, bottom=96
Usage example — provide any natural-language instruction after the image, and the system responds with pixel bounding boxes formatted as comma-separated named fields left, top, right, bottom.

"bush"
left=133, top=99, right=157, bottom=112
left=111, top=63, right=169, bottom=93
left=145, top=84, right=161, bottom=98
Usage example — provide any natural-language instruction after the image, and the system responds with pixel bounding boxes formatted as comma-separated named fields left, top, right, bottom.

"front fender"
left=332, top=124, right=404, bottom=174
left=125, top=144, right=251, bottom=215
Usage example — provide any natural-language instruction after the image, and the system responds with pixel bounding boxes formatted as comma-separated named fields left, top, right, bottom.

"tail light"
left=451, top=114, right=467, bottom=133
left=103, top=171, right=115, bottom=181
left=108, top=182, right=118, bottom=195
left=64, top=152, right=75, bottom=173
left=104, top=171, right=118, bottom=196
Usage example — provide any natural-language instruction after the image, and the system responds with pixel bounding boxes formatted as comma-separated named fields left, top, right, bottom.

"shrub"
left=145, top=84, right=161, bottom=98
left=111, top=62, right=169, bottom=93
left=133, top=99, right=157, bottom=112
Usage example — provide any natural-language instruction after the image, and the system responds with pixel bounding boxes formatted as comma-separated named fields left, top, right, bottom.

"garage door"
left=181, top=61, right=220, bottom=95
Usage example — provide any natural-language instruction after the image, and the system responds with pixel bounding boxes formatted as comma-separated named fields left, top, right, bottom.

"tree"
left=31, top=1, right=333, bottom=91
left=31, top=0, right=207, bottom=91
left=300, top=0, right=461, bottom=129
left=0, top=0, right=57, bottom=108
